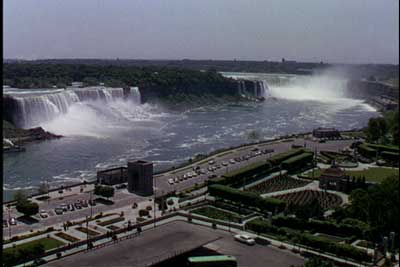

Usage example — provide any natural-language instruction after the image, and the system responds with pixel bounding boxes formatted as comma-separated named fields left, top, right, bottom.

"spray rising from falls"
left=4, top=87, right=142, bottom=129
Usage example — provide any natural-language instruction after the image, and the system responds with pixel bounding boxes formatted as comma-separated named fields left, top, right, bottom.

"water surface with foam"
left=3, top=73, right=378, bottom=200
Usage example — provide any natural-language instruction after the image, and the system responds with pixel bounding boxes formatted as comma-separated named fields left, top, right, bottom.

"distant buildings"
left=312, top=127, right=340, bottom=139
left=127, top=160, right=154, bottom=196
left=96, top=160, right=154, bottom=196
left=97, top=167, right=127, bottom=185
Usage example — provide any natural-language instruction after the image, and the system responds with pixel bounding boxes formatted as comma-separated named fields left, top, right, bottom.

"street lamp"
left=7, top=207, right=11, bottom=239
left=153, top=177, right=157, bottom=228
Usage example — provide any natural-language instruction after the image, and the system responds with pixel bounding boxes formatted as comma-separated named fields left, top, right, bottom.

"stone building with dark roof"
left=313, top=127, right=341, bottom=139
left=319, top=165, right=349, bottom=192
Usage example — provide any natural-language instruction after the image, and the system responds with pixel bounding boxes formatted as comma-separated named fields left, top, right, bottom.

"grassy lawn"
left=345, top=167, right=399, bottom=183
left=315, top=233, right=348, bottom=243
left=3, top=237, right=64, bottom=254
left=191, top=206, right=242, bottom=223
left=303, top=167, right=398, bottom=183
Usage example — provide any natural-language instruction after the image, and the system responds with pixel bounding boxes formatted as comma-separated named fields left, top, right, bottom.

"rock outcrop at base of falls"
left=3, top=120, right=62, bottom=148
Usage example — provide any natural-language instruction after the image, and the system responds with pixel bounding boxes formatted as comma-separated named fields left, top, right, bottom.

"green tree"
left=247, top=130, right=261, bottom=141
left=364, top=117, right=387, bottom=143
left=94, top=185, right=114, bottom=200
left=13, top=190, right=27, bottom=204
left=16, top=200, right=39, bottom=217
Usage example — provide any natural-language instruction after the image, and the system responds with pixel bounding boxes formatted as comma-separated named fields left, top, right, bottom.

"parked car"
left=67, top=204, right=75, bottom=211
left=89, top=199, right=96, bottom=206
left=208, top=160, right=215, bottom=165
left=174, top=177, right=179, bottom=183
left=81, top=200, right=88, bottom=208
left=234, top=234, right=255, bottom=245
left=39, top=210, right=48, bottom=218
left=3, top=219, right=8, bottom=228
left=54, top=207, right=63, bottom=215
left=229, top=159, right=235, bottom=164
left=222, top=161, right=228, bottom=166
left=74, top=201, right=82, bottom=209
left=251, top=147, right=259, bottom=151
left=9, top=217, right=17, bottom=225
left=61, top=203, right=68, bottom=212
left=168, top=178, right=174, bottom=185
left=208, top=174, right=217, bottom=179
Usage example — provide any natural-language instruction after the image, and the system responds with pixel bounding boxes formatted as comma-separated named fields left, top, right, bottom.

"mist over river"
left=3, top=72, right=379, bottom=201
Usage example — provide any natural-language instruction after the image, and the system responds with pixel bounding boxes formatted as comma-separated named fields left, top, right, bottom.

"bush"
left=16, top=200, right=39, bottom=217
left=167, top=199, right=174, bottom=205
left=208, top=184, right=285, bottom=213
left=146, top=205, right=152, bottom=211
left=139, top=209, right=149, bottom=217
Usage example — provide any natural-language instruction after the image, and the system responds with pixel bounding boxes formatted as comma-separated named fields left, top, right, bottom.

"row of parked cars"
left=53, top=199, right=96, bottom=216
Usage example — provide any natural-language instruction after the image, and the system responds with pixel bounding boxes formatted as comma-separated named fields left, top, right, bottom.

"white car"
left=234, top=234, right=255, bottom=245
left=168, top=178, right=174, bottom=185
left=229, top=159, right=236, bottom=164
left=174, top=177, right=179, bottom=183
left=39, top=210, right=48, bottom=218
left=222, top=161, right=228, bottom=166
left=208, top=160, right=215, bottom=165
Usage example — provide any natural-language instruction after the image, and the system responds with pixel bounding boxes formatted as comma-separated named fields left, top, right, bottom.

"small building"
left=319, top=165, right=348, bottom=192
left=313, top=127, right=340, bottom=139
left=127, top=160, right=153, bottom=196
left=97, top=167, right=127, bottom=185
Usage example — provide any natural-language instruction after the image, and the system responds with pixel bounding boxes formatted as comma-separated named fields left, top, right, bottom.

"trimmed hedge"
left=246, top=218, right=371, bottom=263
left=364, top=144, right=399, bottom=153
left=358, top=144, right=376, bottom=158
left=281, top=152, right=314, bottom=171
left=271, top=216, right=368, bottom=238
left=381, top=151, right=399, bottom=162
left=268, top=149, right=306, bottom=166
left=208, top=184, right=285, bottom=212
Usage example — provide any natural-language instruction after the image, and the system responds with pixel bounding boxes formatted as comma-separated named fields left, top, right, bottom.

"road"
left=3, top=137, right=355, bottom=237
left=155, top=138, right=355, bottom=194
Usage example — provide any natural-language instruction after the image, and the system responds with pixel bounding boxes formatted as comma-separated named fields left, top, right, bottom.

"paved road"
left=156, top=138, right=354, bottom=194
left=3, top=137, right=354, bottom=237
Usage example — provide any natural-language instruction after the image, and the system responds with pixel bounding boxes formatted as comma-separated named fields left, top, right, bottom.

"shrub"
left=146, top=205, right=152, bottom=211
left=167, top=199, right=174, bottom=205
left=139, top=209, right=149, bottom=217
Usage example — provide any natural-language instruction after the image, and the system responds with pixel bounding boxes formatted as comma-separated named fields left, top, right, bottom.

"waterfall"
left=4, top=87, right=140, bottom=128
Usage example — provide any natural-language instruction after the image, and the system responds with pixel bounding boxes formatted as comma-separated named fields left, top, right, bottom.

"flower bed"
left=54, top=232, right=80, bottom=243
left=97, top=217, right=125, bottom=227
left=246, top=175, right=310, bottom=194
left=272, top=190, right=342, bottom=210
left=191, top=206, right=242, bottom=223
left=75, top=227, right=100, bottom=237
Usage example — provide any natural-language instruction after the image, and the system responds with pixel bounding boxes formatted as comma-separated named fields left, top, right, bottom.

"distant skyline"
left=4, top=0, right=399, bottom=64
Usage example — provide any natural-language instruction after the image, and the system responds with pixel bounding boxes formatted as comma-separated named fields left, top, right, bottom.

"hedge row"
left=281, top=152, right=314, bottom=171
left=246, top=219, right=371, bottom=263
left=268, top=149, right=306, bottom=166
left=357, top=144, right=377, bottom=158
left=208, top=184, right=285, bottom=213
left=358, top=143, right=399, bottom=159
left=271, top=216, right=368, bottom=238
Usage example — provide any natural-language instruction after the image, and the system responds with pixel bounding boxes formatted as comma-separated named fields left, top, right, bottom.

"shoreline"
left=2, top=128, right=364, bottom=204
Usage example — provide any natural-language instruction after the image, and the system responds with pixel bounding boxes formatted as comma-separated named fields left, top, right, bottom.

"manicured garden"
left=345, top=167, right=399, bottom=183
left=75, top=227, right=100, bottom=237
left=3, top=237, right=64, bottom=254
left=272, top=190, right=342, bottom=210
left=54, top=232, right=80, bottom=243
left=97, top=217, right=125, bottom=226
left=246, top=175, right=310, bottom=194
left=191, top=206, right=242, bottom=223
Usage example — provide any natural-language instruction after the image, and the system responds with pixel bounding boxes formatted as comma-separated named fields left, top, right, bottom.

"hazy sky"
left=4, top=0, right=399, bottom=64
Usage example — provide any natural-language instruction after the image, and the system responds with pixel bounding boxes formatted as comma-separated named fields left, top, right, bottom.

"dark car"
left=54, top=207, right=63, bottom=215
left=74, top=201, right=82, bottom=209
left=67, top=204, right=75, bottom=211
left=89, top=199, right=96, bottom=206
left=81, top=200, right=88, bottom=208
left=3, top=219, right=8, bottom=228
